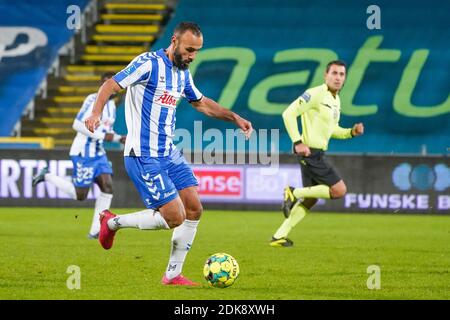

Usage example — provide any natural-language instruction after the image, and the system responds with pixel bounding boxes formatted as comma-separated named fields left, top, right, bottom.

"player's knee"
left=165, top=214, right=184, bottom=228
left=160, top=200, right=186, bottom=228
left=167, top=207, right=186, bottom=228
left=330, top=183, right=347, bottom=199
left=101, top=183, right=113, bottom=194
left=76, top=192, right=88, bottom=201
left=185, top=203, right=203, bottom=220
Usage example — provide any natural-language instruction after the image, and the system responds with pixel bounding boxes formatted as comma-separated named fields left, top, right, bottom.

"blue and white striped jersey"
left=113, top=48, right=203, bottom=158
left=69, top=93, right=116, bottom=157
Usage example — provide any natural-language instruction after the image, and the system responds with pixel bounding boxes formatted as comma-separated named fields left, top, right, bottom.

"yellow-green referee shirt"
left=282, top=83, right=352, bottom=151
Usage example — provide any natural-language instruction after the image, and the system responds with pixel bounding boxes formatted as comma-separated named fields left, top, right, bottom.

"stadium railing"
left=0, top=137, right=55, bottom=150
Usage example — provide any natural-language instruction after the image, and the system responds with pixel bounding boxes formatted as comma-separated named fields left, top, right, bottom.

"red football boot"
left=98, top=210, right=117, bottom=250
left=161, top=274, right=200, bottom=286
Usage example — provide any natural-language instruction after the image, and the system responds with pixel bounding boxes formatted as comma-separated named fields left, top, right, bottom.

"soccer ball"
left=203, top=253, right=239, bottom=288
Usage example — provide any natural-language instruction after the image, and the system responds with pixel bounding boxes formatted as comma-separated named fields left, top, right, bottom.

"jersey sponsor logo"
left=123, top=64, right=136, bottom=76
left=163, top=190, right=176, bottom=198
left=156, top=90, right=178, bottom=107
left=300, top=92, right=311, bottom=102
left=194, top=169, right=242, bottom=198
left=122, top=53, right=152, bottom=76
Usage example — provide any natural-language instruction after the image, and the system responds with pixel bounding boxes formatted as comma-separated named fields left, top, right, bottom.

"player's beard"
left=173, top=46, right=192, bottom=70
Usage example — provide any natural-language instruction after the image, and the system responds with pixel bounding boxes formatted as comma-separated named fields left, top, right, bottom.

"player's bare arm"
left=191, top=96, right=253, bottom=139
left=85, top=79, right=122, bottom=132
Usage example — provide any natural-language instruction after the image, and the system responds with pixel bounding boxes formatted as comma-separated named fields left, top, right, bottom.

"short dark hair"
left=101, top=72, right=115, bottom=83
left=174, top=21, right=202, bottom=38
left=326, top=60, right=347, bottom=73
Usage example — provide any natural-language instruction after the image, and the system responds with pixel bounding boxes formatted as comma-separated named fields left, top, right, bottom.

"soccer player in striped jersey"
left=32, top=73, right=126, bottom=239
left=270, top=60, right=364, bottom=247
left=85, top=22, right=253, bottom=286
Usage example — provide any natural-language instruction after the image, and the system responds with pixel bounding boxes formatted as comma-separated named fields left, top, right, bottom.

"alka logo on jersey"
left=156, top=91, right=178, bottom=107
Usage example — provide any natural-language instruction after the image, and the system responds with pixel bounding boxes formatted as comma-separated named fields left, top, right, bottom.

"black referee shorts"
left=297, top=148, right=342, bottom=187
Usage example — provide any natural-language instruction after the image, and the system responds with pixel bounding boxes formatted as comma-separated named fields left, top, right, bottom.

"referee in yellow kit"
left=270, top=60, right=364, bottom=247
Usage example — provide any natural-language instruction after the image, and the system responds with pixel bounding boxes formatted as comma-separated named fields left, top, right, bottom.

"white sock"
left=44, top=173, right=77, bottom=200
left=89, top=192, right=113, bottom=236
left=165, top=219, right=199, bottom=280
left=107, top=209, right=169, bottom=231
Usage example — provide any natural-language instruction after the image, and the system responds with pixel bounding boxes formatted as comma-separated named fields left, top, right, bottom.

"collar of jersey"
left=322, top=83, right=339, bottom=98
left=156, top=48, right=173, bottom=67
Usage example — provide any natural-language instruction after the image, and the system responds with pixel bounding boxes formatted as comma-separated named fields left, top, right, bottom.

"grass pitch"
left=0, top=207, right=449, bottom=300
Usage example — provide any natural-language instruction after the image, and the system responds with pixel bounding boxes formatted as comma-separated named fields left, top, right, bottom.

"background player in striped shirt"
left=85, top=22, right=253, bottom=286
left=33, top=73, right=126, bottom=239
left=270, top=60, right=364, bottom=247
